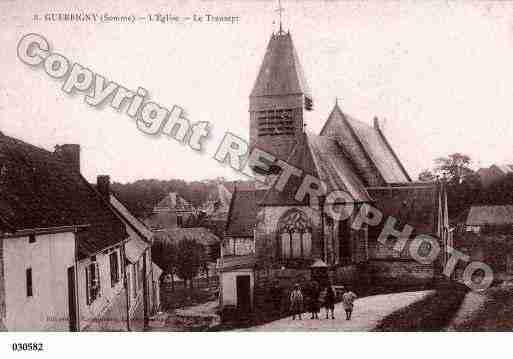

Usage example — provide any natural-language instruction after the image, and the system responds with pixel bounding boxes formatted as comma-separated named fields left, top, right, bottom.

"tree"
left=426, top=153, right=482, bottom=220
left=434, top=153, right=473, bottom=184
left=151, top=237, right=178, bottom=291
left=418, top=169, right=436, bottom=182
left=175, top=238, right=207, bottom=289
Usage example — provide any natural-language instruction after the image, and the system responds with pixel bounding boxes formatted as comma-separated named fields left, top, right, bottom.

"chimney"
left=373, top=116, right=380, bottom=130
left=97, top=175, right=110, bottom=198
left=54, top=144, right=80, bottom=173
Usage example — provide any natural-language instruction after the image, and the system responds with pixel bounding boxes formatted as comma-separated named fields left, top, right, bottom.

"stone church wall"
left=255, top=206, right=323, bottom=264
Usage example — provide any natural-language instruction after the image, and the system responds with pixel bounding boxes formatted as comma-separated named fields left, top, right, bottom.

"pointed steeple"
left=250, top=32, right=311, bottom=99
left=249, top=31, right=313, bottom=163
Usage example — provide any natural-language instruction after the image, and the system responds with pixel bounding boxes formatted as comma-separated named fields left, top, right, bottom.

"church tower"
left=249, top=30, right=313, bottom=164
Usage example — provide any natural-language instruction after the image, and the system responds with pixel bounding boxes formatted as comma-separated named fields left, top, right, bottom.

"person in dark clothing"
left=323, top=284, right=336, bottom=319
left=289, top=284, right=304, bottom=320
left=307, top=280, right=320, bottom=319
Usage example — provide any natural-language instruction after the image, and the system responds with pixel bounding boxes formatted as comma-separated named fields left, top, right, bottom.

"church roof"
left=250, top=32, right=311, bottom=98
left=367, top=183, right=440, bottom=236
left=260, top=132, right=372, bottom=206
left=320, top=104, right=411, bottom=185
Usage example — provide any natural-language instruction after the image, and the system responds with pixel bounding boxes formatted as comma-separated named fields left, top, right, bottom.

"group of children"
left=289, top=281, right=357, bottom=321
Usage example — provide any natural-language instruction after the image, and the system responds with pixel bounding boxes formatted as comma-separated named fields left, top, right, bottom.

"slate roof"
left=466, top=205, right=513, bottom=226
left=320, top=104, right=411, bottom=185
left=0, top=133, right=127, bottom=258
left=225, top=189, right=267, bottom=237
left=260, top=132, right=372, bottom=206
left=250, top=32, right=311, bottom=98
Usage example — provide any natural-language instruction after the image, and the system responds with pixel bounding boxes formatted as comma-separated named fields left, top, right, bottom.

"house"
left=199, top=183, right=233, bottom=237
left=0, top=134, right=129, bottom=331
left=100, top=175, right=162, bottom=330
left=219, top=29, right=450, bottom=317
left=477, top=164, right=513, bottom=188
left=144, top=192, right=195, bottom=230
left=465, top=205, right=513, bottom=233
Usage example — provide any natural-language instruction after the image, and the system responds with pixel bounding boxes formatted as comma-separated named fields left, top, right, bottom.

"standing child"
left=289, top=284, right=304, bottom=320
left=341, top=287, right=357, bottom=320
left=323, top=284, right=336, bottom=320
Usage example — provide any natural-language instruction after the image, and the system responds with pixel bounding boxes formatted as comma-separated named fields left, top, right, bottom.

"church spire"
left=250, top=32, right=311, bottom=99
left=249, top=19, right=313, bottom=162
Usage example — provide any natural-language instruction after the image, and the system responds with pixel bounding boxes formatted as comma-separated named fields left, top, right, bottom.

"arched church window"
left=278, top=210, right=312, bottom=259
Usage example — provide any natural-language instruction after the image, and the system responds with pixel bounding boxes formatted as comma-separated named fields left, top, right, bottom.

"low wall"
left=366, top=260, right=434, bottom=286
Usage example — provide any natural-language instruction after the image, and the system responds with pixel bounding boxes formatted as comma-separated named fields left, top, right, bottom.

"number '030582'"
left=11, top=343, right=44, bottom=352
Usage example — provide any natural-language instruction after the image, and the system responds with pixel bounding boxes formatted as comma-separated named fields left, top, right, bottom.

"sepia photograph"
left=1, top=0, right=513, bottom=356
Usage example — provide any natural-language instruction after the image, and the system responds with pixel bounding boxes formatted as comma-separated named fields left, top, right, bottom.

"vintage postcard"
left=1, top=0, right=513, bottom=349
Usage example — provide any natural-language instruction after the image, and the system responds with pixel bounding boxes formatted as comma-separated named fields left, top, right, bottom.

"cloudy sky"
left=1, top=0, right=513, bottom=183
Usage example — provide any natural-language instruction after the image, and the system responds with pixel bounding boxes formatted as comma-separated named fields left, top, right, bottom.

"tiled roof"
left=0, top=133, right=126, bottom=257
left=226, top=189, right=267, bottom=237
left=466, top=205, right=513, bottom=226
left=250, top=32, right=311, bottom=98
left=260, top=133, right=371, bottom=206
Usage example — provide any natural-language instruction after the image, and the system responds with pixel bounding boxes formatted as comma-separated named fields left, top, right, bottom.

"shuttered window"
left=86, top=260, right=100, bottom=305
left=109, top=251, right=119, bottom=287
left=26, top=268, right=33, bottom=297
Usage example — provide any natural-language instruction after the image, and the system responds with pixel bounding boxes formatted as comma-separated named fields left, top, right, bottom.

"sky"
left=1, top=0, right=513, bottom=183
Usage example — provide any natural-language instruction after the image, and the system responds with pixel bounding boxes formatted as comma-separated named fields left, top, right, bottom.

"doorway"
left=236, top=275, right=251, bottom=314
left=67, top=266, right=77, bottom=331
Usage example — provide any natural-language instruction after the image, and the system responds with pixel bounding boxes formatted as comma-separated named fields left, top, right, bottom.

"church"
left=219, top=26, right=450, bottom=319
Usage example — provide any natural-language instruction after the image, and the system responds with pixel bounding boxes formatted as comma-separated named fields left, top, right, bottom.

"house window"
left=132, top=264, right=138, bottom=295
left=26, top=268, right=33, bottom=297
left=29, top=234, right=36, bottom=244
left=109, top=251, right=120, bottom=287
left=86, top=260, right=101, bottom=305
left=177, top=215, right=183, bottom=227
left=279, top=210, right=312, bottom=259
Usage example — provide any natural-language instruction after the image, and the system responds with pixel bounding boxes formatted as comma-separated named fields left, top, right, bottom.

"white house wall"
left=76, top=246, right=128, bottom=331
left=221, top=269, right=254, bottom=308
left=3, top=232, right=75, bottom=331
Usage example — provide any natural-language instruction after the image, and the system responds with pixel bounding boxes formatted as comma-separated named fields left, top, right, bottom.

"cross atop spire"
left=276, top=0, right=285, bottom=34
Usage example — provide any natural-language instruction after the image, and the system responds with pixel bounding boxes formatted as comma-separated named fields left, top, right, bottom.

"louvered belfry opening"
left=249, top=32, right=313, bottom=164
